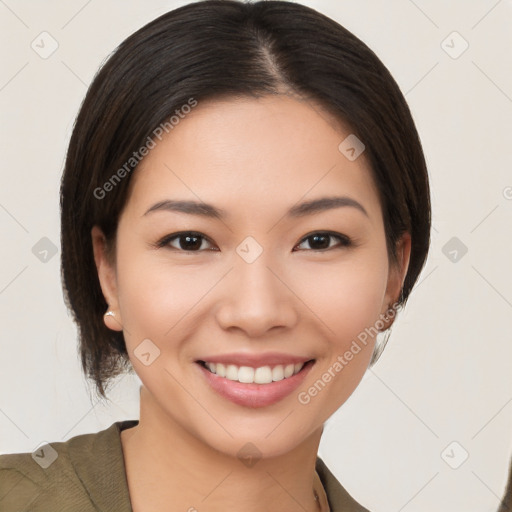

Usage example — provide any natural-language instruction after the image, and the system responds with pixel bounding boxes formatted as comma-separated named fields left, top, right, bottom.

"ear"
left=380, top=232, right=411, bottom=330
left=91, top=225, right=123, bottom=331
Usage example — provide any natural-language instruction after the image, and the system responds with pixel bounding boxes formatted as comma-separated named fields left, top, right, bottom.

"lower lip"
left=196, top=360, right=315, bottom=408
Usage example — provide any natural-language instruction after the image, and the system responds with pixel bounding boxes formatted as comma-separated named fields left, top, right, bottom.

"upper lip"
left=196, top=352, right=314, bottom=368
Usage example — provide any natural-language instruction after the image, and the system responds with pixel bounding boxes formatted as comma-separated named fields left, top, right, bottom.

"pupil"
left=181, top=235, right=201, bottom=250
left=310, top=234, right=329, bottom=249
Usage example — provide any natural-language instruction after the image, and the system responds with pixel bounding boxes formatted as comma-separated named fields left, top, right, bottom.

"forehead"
left=123, top=95, right=382, bottom=225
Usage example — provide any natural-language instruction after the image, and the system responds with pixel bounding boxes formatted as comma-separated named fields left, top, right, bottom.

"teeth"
left=284, top=364, right=294, bottom=378
left=254, top=366, right=272, bottom=383
left=215, top=362, right=226, bottom=378
left=272, top=365, right=284, bottom=381
left=203, top=361, right=306, bottom=384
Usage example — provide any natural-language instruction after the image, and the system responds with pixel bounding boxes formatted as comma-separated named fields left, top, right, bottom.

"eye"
left=154, top=230, right=353, bottom=253
left=294, top=231, right=352, bottom=252
left=156, top=231, right=217, bottom=252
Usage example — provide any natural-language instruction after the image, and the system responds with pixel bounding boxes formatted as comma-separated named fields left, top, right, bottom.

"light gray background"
left=1, top=1, right=511, bottom=511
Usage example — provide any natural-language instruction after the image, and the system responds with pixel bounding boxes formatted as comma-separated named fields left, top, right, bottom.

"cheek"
left=292, top=253, right=388, bottom=345
left=114, top=234, right=188, bottom=343
left=114, top=251, right=196, bottom=392
left=118, top=263, right=196, bottom=339
left=293, top=259, right=387, bottom=416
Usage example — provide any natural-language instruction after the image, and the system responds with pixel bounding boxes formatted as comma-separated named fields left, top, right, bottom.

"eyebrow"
left=142, top=196, right=369, bottom=219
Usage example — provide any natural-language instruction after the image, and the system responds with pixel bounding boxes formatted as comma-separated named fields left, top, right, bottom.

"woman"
left=0, top=1, right=431, bottom=511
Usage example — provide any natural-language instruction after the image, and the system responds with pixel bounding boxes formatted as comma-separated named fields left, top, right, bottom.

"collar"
left=67, top=420, right=137, bottom=512
left=67, top=420, right=369, bottom=512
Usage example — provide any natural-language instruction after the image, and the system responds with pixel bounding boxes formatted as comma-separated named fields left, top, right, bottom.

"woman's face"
left=93, top=94, right=410, bottom=458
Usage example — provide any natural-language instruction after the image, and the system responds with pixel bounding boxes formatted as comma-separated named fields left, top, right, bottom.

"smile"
left=198, top=361, right=307, bottom=384
left=196, top=359, right=316, bottom=408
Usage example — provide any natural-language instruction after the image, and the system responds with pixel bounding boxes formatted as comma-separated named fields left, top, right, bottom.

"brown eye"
left=295, top=232, right=352, bottom=251
left=157, top=232, right=216, bottom=252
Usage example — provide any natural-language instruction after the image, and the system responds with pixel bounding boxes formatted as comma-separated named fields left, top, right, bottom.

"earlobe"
left=91, top=225, right=123, bottom=331
left=103, top=308, right=123, bottom=332
left=381, top=232, right=412, bottom=330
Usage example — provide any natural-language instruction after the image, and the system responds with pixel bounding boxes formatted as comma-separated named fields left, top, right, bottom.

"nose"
left=215, top=253, right=299, bottom=338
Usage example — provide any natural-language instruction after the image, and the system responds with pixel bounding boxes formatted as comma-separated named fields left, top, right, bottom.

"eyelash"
left=154, top=231, right=353, bottom=253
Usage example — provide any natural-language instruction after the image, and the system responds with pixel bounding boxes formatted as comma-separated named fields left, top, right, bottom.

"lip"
left=196, top=359, right=315, bottom=408
left=196, top=351, right=312, bottom=368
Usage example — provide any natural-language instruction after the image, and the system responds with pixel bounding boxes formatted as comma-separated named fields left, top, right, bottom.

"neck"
left=121, top=386, right=325, bottom=512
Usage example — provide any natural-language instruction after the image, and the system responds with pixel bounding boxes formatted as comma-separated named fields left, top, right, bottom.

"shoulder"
left=0, top=435, right=90, bottom=511
left=0, top=420, right=137, bottom=512
left=316, top=456, right=372, bottom=512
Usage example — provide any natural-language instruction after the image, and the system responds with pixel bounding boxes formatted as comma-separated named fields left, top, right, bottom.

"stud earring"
left=103, top=308, right=123, bottom=332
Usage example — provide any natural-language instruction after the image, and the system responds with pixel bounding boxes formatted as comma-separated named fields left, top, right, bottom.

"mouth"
left=195, top=359, right=316, bottom=408
left=196, top=359, right=315, bottom=384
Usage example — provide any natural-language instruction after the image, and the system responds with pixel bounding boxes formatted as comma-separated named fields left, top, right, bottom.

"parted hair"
left=60, top=0, right=431, bottom=400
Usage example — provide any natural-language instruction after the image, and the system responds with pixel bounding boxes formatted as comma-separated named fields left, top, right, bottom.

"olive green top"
left=0, top=420, right=370, bottom=511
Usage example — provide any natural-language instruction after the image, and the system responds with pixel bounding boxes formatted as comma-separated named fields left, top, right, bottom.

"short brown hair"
left=60, top=0, right=431, bottom=400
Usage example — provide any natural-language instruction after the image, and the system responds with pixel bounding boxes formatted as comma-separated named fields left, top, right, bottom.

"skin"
left=92, top=94, right=411, bottom=512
